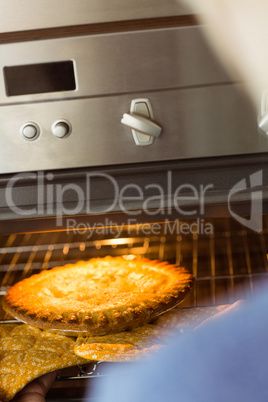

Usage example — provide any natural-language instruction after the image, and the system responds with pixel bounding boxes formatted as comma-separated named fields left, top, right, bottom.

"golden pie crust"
left=3, top=256, right=194, bottom=335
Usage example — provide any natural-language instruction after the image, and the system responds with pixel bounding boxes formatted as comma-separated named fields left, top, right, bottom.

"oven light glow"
left=79, top=243, right=86, bottom=252
left=123, top=255, right=137, bottom=260
left=95, top=238, right=135, bottom=247
left=63, top=245, right=69, bottom=255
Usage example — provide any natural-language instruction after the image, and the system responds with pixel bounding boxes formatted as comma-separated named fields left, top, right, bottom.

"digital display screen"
left=4, top=60, right=76, bottom=96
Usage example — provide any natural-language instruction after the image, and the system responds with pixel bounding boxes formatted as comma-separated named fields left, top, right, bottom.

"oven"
left=1, top=1, right=268, bottom=401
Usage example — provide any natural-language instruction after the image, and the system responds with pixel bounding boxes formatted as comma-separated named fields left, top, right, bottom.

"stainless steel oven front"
left=0, top=0, right=266, bottom=174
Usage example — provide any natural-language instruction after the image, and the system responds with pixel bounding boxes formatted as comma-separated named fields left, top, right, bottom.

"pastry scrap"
left=3, top=256, right=194, bottom=335
left=0, top=324, right=89, bottom=402
left=74, top=324, right=173, bottom=362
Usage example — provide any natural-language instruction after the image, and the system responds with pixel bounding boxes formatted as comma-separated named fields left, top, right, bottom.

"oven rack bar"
left=1, top=228, right=268, bottom=255
left=56, top=362, right=106, bottom=381
left=0, top=237, right=143, bottom=254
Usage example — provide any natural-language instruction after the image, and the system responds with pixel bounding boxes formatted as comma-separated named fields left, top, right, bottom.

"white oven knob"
left=52, top=120, right=71, bottom=138
left=20, top=122, right=40, bottom=141
left=121, top=113, right=162, bottom=138
left=121, top=99, right=162, bottom=146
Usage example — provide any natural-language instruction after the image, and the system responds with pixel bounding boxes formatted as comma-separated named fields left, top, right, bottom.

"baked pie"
left=3, top=256, right=194, bottom=335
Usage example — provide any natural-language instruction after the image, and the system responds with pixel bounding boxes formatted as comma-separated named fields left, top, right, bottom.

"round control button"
left=20, top=122, right=40, bottom=141
left=52, top=120, right=71, bottom=138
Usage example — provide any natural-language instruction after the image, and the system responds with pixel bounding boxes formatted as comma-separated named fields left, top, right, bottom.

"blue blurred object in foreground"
left=89, top=291, right=268, bottom=402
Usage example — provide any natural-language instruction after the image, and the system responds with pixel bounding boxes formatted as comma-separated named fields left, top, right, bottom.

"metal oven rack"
left=0, top=216, right=268, bottom=399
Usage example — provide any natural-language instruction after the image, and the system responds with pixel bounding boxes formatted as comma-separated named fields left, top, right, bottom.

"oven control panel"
left=0, top=26, right=265, bottom=174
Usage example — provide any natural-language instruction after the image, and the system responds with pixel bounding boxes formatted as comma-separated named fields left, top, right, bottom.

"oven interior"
left=0, top=215, right=267, bottom=400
